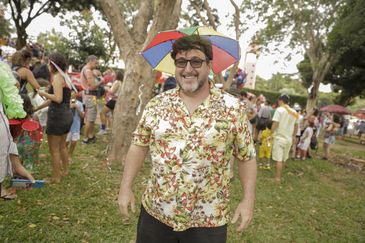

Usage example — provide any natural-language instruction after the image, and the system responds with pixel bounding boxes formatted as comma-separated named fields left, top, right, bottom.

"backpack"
left=12, top=66, right=27, bottom=93
left=310, top=127, right=318, bottom=150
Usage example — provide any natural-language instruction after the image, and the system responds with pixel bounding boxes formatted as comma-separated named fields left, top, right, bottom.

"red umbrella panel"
left=141, top=26, right=240, bottom=75
left=320, top=104, right=351, bottom=114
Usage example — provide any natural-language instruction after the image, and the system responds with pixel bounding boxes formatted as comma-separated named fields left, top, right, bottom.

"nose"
left=184, top=61, right=194, bottom=72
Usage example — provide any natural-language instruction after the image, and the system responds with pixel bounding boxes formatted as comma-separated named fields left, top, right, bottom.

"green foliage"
left=297, top=55, right=313, bottom=89
left=0, top=7, right=13, bottom=38
left=58, top=9, right=115, bottom=70
left=255, top=73, right=308, bottom=99
left=36, top=29, right=71, bottom=56
left=326, top=0, right=365, bottom=106
left=3, top=0, right=95, bottom=49
left=243, top=0, right=341, bottom=108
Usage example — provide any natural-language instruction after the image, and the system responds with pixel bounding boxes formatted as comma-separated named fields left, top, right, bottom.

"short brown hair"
left=171, top=35, right=212, bottom=61
left=11, top=50, right=32, bottom=66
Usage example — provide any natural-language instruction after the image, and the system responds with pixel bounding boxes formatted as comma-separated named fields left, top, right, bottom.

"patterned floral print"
left=132, top=84, right=256, bottom=231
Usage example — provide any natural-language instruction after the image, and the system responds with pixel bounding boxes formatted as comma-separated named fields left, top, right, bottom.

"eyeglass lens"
left=175, top=58, right=206, bottom=68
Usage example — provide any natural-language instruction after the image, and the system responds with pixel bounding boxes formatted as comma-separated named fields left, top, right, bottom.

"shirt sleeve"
left=233, top=103, right=256, bottom=161
left=132, top=101, right=153, bottom=147
left=272, top=108, right=281, bottom=122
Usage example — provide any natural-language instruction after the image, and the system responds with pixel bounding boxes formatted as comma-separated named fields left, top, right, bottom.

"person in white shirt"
left=271, top=94, right=299, bottom=184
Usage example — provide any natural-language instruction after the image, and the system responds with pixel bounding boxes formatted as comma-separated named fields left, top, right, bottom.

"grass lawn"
left=1, top=134, right=364, bottom=242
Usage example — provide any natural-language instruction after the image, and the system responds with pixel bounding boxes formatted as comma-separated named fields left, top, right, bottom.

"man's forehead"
left=175, top=49, right=206, bottom=58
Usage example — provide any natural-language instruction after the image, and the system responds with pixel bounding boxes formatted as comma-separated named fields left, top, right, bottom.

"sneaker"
left=88, top=136, right=96, bottom=143
left=97, top=129, right=107, bottom=135
left=82, top=139, right=90, bottom=144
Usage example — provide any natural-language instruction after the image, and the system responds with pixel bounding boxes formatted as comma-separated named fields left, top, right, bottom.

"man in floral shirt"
left=118, top=35, right=257, bottom=243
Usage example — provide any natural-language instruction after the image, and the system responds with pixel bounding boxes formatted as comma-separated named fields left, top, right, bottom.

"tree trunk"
left=306, top=51, right=331, bottom=112
left=99, top=0, right=182, bottom=164
left=107, top=54, right=154, bottom=163
left=16, top=27, right=27, bottom=50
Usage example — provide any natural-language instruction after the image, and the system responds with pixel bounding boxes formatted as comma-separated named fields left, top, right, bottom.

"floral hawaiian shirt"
left=132, top=84, right=256, bottom=231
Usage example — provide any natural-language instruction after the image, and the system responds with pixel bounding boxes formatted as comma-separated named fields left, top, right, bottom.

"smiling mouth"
left=182, top=74, right=197, bottom=79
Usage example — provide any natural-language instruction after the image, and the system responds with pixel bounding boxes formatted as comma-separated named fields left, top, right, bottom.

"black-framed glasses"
left=174, top=58, right=208, bottom=68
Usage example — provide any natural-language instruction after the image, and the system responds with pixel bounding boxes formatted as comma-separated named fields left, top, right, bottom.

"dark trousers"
left=136, top=206, right=227, bottom=243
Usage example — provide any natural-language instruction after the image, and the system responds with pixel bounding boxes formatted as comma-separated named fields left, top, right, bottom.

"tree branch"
left=99, top=0, right=134, bottom=59
left=132, top=0, right=153, bottom=44
left=203, top=0, right=217, bottom=29
left=191, top=1, right=208, bottom=26
left=143, top=0, right=181, bottom=47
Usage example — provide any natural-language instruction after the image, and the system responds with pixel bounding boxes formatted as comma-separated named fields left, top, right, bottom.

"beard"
left=177, top=76, right=206, bottom=94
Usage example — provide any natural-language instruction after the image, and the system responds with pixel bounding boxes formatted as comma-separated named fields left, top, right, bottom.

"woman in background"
left=11, top=49, right=40, bottom=93
left=36, top=53, right=73, bottom=183
left=322, top=113, right=341, bottom=160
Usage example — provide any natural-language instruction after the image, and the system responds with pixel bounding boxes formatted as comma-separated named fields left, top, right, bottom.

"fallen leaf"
left=52, top=216, right=60, bottom=220
left=122, top=218, right=130, bottom=225
left=29, top=223, right=37, bottom=228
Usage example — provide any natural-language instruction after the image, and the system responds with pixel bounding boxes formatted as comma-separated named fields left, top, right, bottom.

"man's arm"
left=271, top=120, right=279, bottom=135
left=118, top=144, right=149, bottom=217
left=231, top=157, right=257, bottom=232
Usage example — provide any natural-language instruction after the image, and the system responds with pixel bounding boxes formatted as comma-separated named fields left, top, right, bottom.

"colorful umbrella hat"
left=141, top=26, right=240, bottom=75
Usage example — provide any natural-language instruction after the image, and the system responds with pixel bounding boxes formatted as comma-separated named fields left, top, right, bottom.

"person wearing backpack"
left=296, top=121, right=314, bottom=160
left=80, top=55, right=103, bottom=144
left=11, top=50, right=40, bottom=94
left=322, top=114, right=341, bottom=160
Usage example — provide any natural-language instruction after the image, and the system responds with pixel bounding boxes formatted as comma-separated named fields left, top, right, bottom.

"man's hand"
left=231, top=199, right=254, bottom=232
left=118, top=187, right=136, bottom=218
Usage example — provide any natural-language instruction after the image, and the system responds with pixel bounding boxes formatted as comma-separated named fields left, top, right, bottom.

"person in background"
left=0, top=60, right=35, bottom=200
left=322, top=113, right=341, bottom=160
left=118, top=35, right=257, bottom=242
left=271, top=94, right=298, bottom=184
left=80, top=55, right=103, bottom=144
left=97, top=70, right=123, bottom=135
left=258, top=120, right=273, bottom=169
left=292, top=103, right=303, bottom=159
left=32, top=53, right=50, bottom=83
left=66, top=91, right=84, bottom=163
left=36, top=52, right=73, bottom=183
left=239, top=90, right=256, bottom=134
left=256, top=99, right=272, bottom=142
left=11, top=49, right=40, bottom=94
left=296, top=121, right=314, bottom=160
left=162, top=76, right=177, bottom=92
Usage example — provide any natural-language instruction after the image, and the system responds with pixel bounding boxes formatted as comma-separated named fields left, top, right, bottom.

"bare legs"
left=99, top=106, right=111, bottom=129
left=47, top=134, right=69, bottom=183
left=83, top=121, right=95, bottom=139
left=67, top=141, right=77, bottom=161
left=275, top=161, right=283, bottom=184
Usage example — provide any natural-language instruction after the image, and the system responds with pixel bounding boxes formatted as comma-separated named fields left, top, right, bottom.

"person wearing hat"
left=292, top=103, right=303, bottom=159
left=117, top=35, right=257, bottom=242
left=271, top=94, right=299, bottom=184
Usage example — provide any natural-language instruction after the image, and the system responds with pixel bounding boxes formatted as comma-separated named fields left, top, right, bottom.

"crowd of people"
left=0, top=44, right=123, bottom=199
left=237, top=90, right=350, bottom=183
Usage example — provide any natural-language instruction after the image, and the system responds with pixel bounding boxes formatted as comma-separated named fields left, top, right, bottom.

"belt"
left=84, top=90, right=97, bottom=96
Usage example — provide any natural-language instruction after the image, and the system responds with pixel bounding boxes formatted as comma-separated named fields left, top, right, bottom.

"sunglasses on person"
left=174, top=57, right=208, bottom=68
